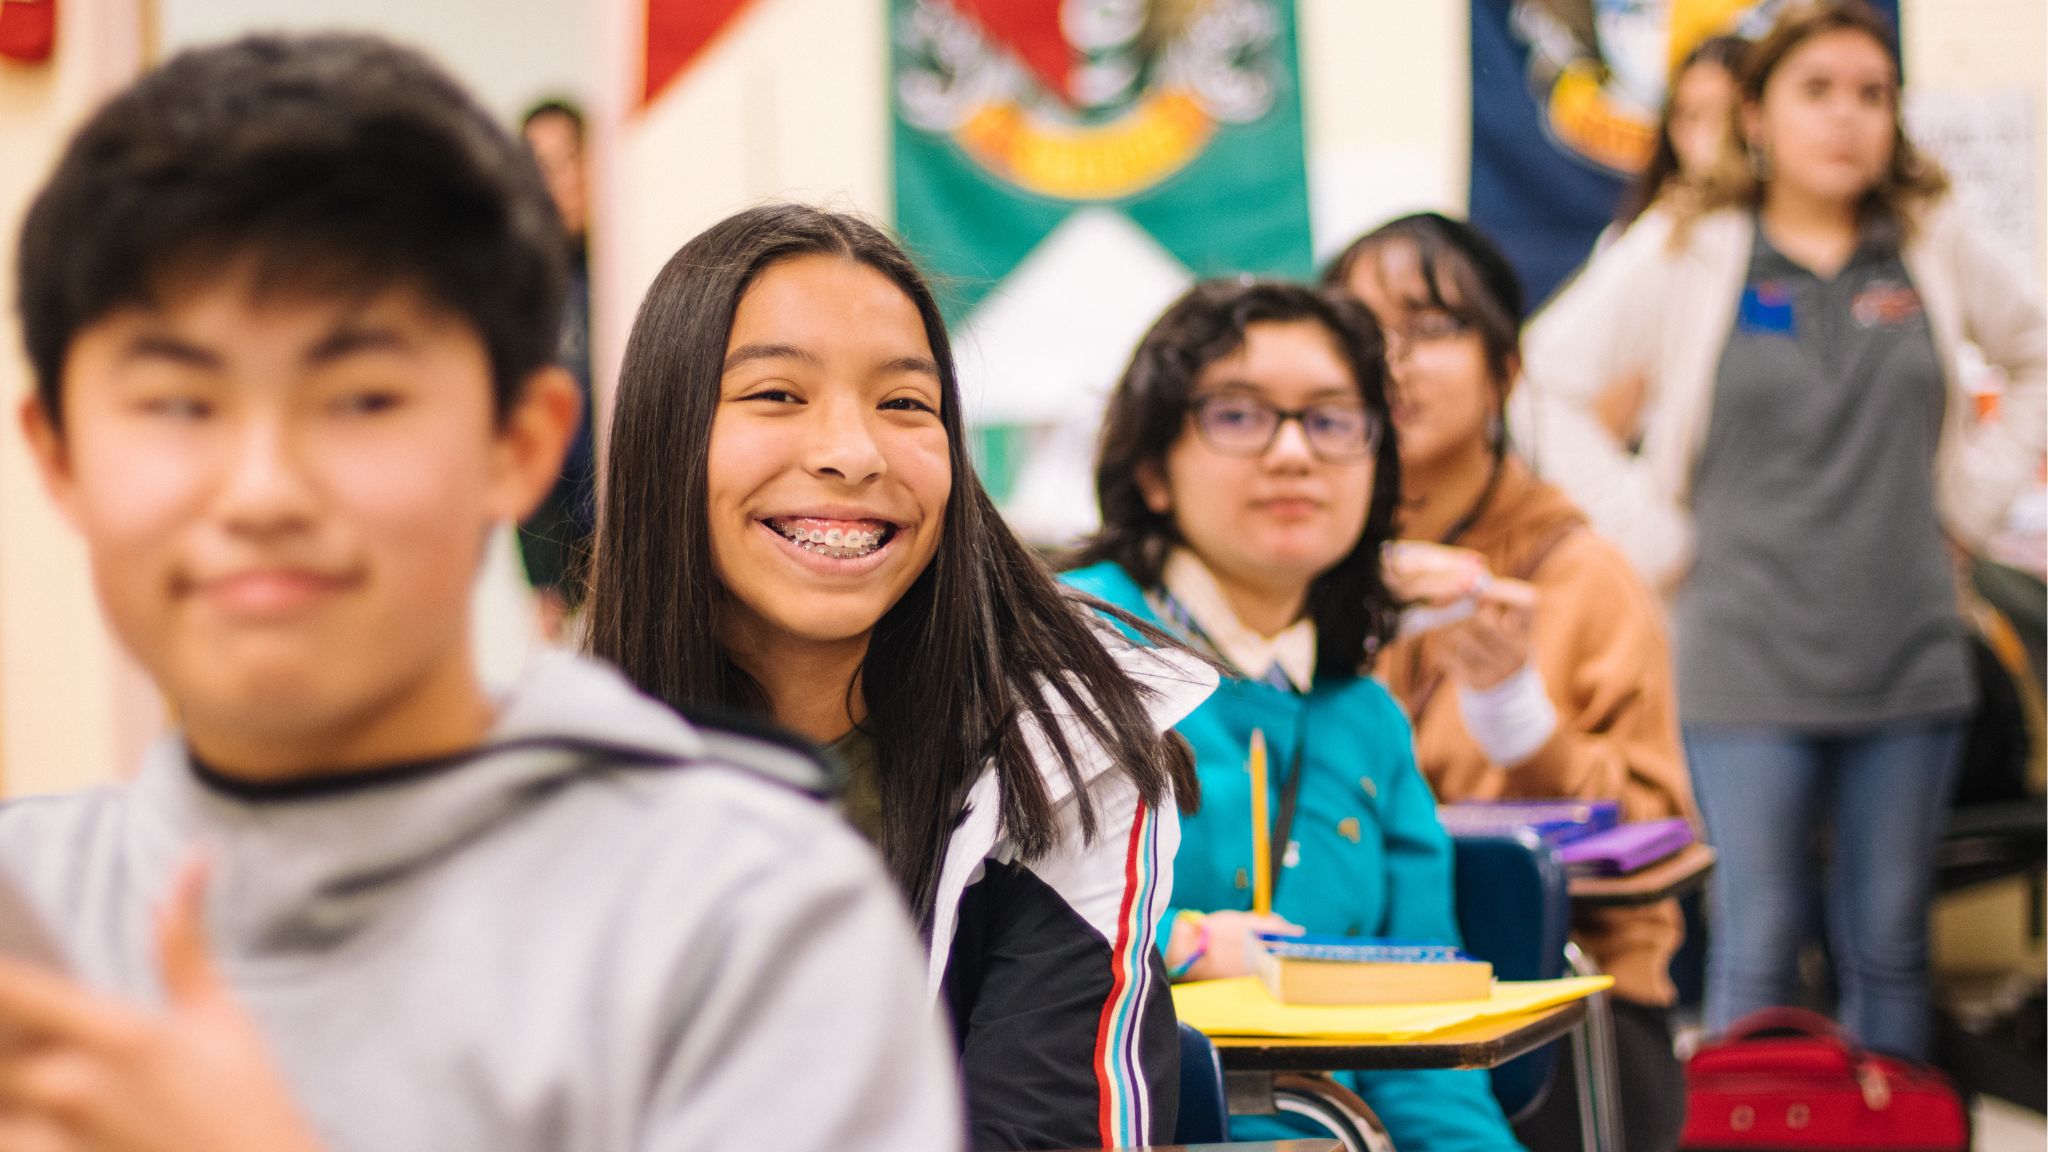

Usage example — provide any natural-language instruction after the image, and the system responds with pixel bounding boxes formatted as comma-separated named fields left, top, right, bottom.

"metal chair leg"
left=1567, top=942, right=1624, bottom=1152
left=1274, top=1072, right=1397, bottom=1152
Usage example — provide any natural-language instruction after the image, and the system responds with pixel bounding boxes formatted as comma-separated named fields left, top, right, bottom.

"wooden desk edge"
left=1048, top=1131, right=1335, bottom=1139
left=1569, top=843, right=1717, bottom=906
left=1210, top=998, right=1588, bottom=1072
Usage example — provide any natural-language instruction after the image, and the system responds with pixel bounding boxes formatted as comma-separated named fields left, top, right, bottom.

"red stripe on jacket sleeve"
left=1093, top=797, right=1150, bottom=1147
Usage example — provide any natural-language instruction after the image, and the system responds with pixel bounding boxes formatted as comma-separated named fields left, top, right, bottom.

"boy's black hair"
left=16, top=33, right=566, bottom=428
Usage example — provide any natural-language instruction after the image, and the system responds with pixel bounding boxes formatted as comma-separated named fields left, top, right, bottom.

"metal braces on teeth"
left=776, top=522, right=888, bottom=557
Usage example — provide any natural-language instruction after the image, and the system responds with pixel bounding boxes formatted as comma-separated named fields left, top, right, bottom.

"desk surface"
left=1568, top=843, right=1716, bottom=906
left=1209, top=999, right=1585, bottom=1072
left=1049, top=1143, right=1341, bottom=1152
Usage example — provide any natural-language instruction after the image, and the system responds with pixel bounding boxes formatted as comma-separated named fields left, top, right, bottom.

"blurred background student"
left=1594, top=34, right=1751, bottom=447
left=517, top=98, right=599, bottom=639
left=1330, top=212, right=1693, bottom=1152
left=1517, top=0, right=2045, bottom=1061
left=1612, top=35, right=1750, bottom=235
left=1066, top=280, right=1524, bottom=1152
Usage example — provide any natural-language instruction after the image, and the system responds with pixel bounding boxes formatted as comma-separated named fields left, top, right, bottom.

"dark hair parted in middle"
left=588, top=203, right=1196, bottom=921
left=1070, top=279, right=1402, bottom=678
left=1324, top=213, right=1530, bottom=534
left=1323, top=211, right=1526, bottom=381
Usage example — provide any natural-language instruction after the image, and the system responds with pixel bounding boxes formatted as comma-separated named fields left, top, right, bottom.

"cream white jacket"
left=1513, top=198, right=2046, bottom=589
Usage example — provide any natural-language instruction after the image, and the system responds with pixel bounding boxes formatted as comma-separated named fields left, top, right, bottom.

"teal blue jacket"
left=1065, top=563, right=1524, bottom=1151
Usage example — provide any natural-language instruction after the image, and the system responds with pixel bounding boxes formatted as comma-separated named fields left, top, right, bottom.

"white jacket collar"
left=922, top=640, right=1213, bottom=998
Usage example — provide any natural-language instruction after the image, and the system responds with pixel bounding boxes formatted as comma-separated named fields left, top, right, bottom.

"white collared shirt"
left=1159, top=549, right=1316, bottom=693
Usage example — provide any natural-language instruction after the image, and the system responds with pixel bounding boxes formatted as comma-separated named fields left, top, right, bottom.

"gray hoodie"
left=0, top=653, right=963, bottom=1152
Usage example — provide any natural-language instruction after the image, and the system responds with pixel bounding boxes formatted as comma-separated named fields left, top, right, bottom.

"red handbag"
left=1681, top=1008, right=1969, bottom=1152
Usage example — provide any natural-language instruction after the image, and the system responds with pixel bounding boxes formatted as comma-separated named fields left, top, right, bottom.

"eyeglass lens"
left=1192, top=395, right=1378, bottom=459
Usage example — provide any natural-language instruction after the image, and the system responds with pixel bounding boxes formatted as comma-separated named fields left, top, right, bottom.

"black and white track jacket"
left=927, top=643, right=1215, bottom=1150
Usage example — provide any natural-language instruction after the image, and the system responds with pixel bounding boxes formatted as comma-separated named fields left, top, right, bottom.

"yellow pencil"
left=1248, top=728, right=1270, bottom=917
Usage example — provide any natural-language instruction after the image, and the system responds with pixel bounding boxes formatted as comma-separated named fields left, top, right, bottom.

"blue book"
left=1253, top=933, right=1494, bottom=1004
left=1437, top=799, right=1621, bottom=845
left=1256, top=933, right=1472, bottom=964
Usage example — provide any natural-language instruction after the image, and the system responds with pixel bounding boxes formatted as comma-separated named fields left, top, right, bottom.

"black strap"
left=1267, top=706, right=1311, bottom=903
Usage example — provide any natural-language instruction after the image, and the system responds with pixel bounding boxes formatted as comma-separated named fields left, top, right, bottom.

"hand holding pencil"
left=1163, top=729, right=1306, bottom=983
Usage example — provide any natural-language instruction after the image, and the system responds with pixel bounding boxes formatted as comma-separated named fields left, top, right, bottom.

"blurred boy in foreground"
left=0, top=33, right=959, bottom=1152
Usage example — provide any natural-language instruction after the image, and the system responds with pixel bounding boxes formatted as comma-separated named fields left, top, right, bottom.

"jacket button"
left=1730, top=1106, right=1754, bottom=1132
left=1787, top=1104, right=1810, bottom=1129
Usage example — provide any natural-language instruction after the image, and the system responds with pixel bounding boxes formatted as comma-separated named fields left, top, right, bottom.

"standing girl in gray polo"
left=1514, top=1, right=2044, bottom=1061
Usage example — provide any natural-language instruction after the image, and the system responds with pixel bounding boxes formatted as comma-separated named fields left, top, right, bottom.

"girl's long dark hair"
left=588, top=203, right=1197, bottom=922
left=1068, top=280, right=1403, bottom=679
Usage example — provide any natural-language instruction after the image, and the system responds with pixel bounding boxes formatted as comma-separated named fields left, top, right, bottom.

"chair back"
left=1453, top=830, right=1572, bottom=1122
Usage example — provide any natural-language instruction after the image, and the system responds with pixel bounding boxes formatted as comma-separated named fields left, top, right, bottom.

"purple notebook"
left=1437, top=799, right=1620, bottom=845
left=1556, top=819, right=1694, bottom=876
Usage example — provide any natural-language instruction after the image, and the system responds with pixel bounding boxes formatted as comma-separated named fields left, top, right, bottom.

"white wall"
left=0, top=1, right=155, bottom=796
left=160, top=0, right=595, bottom=123
left=1902, top=0, right=2048, bottom=278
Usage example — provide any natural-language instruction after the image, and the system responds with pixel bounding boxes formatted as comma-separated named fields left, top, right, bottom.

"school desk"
left=1040, top=1131, right=1343, bottom=1139
left=1210, top=998, right=1583, bottom=1090
left=1207, top=1002, right=1592, bottom=1152
left=1566, top=842, right=1716, bottom=907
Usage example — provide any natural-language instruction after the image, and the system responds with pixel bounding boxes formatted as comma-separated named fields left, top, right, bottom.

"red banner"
left=950, top=0, right=1065, bottom=100
left=642, top=0, right=753, bottom=107
left=0, top=0, right=56, bottom=63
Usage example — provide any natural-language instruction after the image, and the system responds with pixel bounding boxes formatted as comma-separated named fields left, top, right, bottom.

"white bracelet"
left=1455, top=664, right=1558, bottom=768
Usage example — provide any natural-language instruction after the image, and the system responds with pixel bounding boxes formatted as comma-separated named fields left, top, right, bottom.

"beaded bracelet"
left=1167, top=912, right=1211, bottom=980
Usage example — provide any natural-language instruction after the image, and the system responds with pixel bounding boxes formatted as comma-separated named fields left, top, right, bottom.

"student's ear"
left=487, top=366, right=581, bottom=524
left=19, top=396, right=82, bottom=531
left=1135, top=459, right=1172, bottom=516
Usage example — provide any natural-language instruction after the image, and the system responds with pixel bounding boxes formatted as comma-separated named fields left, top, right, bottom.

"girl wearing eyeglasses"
left=1329, top=213, right=1693, bottom=1152
left=1064, top=280, right=1522, bottom=1151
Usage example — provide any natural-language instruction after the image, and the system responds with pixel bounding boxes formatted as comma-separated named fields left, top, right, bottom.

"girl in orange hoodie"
left=1329, top=213, right=1695, bottom=1152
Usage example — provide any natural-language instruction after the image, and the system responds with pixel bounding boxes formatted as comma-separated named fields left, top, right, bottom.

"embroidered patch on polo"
left=1851, top=280, right=1925, bottom=328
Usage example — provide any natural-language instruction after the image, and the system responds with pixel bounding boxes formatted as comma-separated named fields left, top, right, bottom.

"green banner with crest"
left=891, top=0, right=1314, bottom=324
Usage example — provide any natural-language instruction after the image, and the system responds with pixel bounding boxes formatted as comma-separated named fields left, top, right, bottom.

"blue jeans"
left=1686, top=720, right=1964, bottom=1060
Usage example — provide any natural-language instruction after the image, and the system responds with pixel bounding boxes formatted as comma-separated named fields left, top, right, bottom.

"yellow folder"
left=1173, top=975, right=1613, bottom=1042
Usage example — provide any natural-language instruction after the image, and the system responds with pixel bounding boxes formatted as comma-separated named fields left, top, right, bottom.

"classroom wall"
left=596, top=0, right=2046, bottom=400
left=0, top=0, right=2041, bottom=793
left=0, top=1, right=161, bottom=798
left=595, top=0, right=1470, bottom=391
left=159, top=0, right=595, bottom=124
